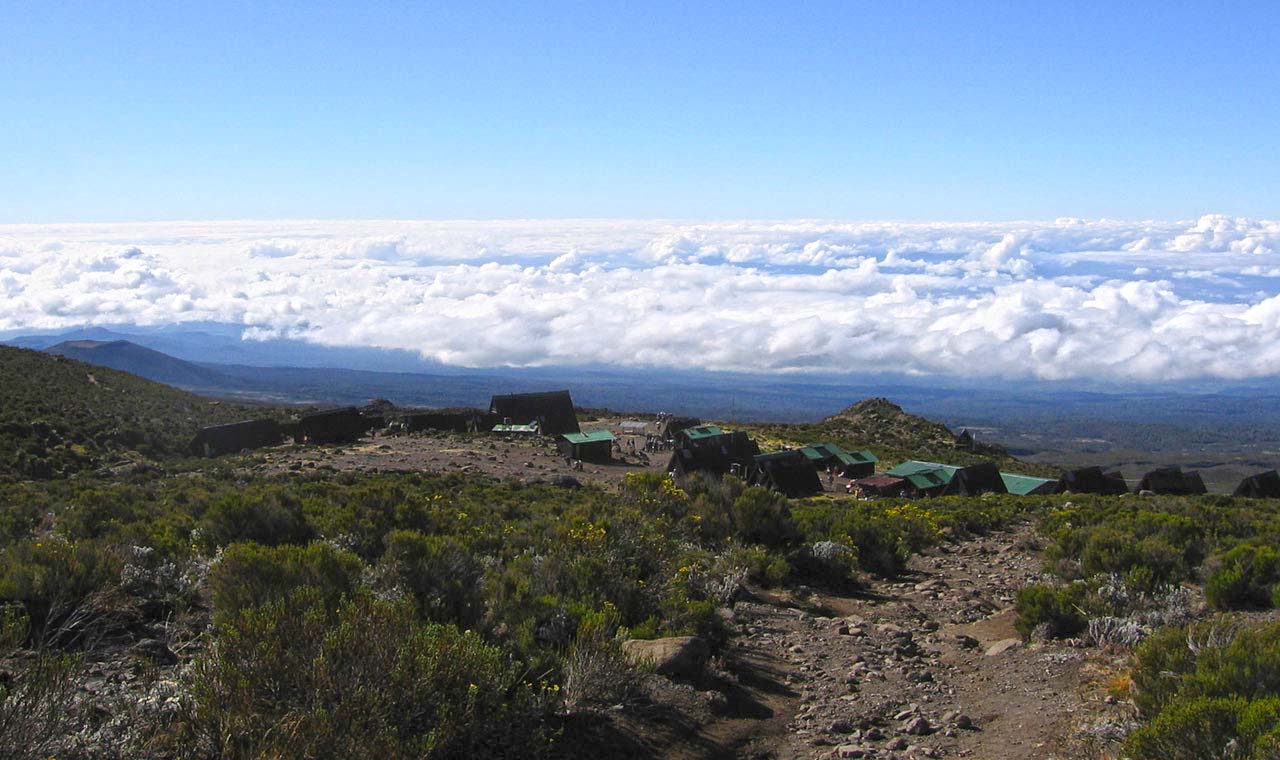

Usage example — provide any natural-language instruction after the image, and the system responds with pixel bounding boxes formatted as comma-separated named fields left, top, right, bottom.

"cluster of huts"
left=188, top=390, right=1280, bottom=500
left=189, top=390, right=587, bottom=457
left=664, top=423, right=879, bottom=498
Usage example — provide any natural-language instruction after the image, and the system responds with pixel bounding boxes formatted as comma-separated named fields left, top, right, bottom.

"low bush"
left=197, top=490, right=313, bottom=550
left=176, top=588, right=547, bottom=759
left=1131, top=618, right=1280, bottom=718
left=376, top=530, right=484, bottom=628
left=1205, top=543, right=1280, bottom=610
left=1014, top=583, right=1087, bottom=639
left=208, top=541, right=363, bottom=620
left=0, top=537, right=126, bottom=646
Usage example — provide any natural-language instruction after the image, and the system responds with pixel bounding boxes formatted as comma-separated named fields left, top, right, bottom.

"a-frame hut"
left=488, top=390, right=580, bottom=435
left=941, top=462, right=1008, bottom=497
left=1058, top=466, right=1129, bottom=495
left=749, top=450, right=824, bottom=498
left=1137, top=467, right=1207, bottom=495
left=1233, top=470, right=1280, bottom=498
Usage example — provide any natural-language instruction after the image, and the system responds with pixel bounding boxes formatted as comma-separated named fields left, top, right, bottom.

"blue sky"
left=3, top=1, right=1278, bottom=223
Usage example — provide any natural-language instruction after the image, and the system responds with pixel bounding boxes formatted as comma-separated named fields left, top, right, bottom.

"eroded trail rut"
left=702, top=524, right=1124, bottom=760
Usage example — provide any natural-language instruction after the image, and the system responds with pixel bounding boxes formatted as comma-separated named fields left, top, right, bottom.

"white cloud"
left=3, top=216, right=1280, bottom=382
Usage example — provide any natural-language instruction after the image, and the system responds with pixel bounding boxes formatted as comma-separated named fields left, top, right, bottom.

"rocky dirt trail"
left=705, top=524, right=1129, bottom=760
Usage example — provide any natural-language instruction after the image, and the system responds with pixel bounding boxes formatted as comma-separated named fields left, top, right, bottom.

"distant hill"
left=741, top=397, right=1058, bottom=477
left=0, top=345, right=284, bottom=480
left=47, top=339, right=233, bottom=389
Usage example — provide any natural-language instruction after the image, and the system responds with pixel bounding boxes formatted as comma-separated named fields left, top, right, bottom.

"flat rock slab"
left=622, top=635, right=710, bottom=678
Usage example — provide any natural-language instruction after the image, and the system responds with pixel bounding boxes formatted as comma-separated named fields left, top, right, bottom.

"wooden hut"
left=1058, top=466, right=1129, bottom=495
left=488, top=390, right=580, bottom=435
left=749, top=450, right=824, bottom=498
left=1138, top=467, right=1207, bottom=495
left=1233, top=470, right=1280, bottom=498
left=190, top=419, right=283, bottom=457
left=295, top=407, right=368, bottom=444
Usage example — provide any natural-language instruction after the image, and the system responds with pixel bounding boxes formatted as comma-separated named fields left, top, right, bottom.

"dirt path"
left=700, top=524, right=1128, bottom=759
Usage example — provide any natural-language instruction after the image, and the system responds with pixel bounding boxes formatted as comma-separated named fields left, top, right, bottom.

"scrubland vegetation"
left=0, top=466, right=999, bottom=757
left=1007, top=493, right=1280, bottom=757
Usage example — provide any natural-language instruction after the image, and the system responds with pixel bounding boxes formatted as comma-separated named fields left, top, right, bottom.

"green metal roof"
left=680, top=425, right=725, bottom=440
left=799, top=446, right=826, bottom=461
left=561, top=431, right=616, bottom=444
left=905, top=471, right=951, bottom=490
left=886, top=460, right=959, bottom=479
left=802, top=442, right=878, bottom=467
left=492, top=423, right=538, bottom=433
left=1000, top=473, right=1057, bottom=496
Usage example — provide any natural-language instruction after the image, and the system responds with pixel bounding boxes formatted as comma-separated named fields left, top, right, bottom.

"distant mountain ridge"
left=47, top=339, right=233, bottom=389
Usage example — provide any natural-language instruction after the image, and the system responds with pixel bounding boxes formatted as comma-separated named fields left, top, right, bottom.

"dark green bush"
left=209, top=542, right=364, bottom=620
left=377, top=530, right=484, bottom=628
left=1205, top=543, right=1280, bottom=610
left=1131, top=618, right=1280, bottom=719
left=0, top=537, right=123, bottom=645
left=730, top=488, right=799, bottom=549
left=1123, top=696, right=1250, bottom=760
left=1014, top=583, right=1087, bottom=639
left=177, top=588, right=546, bottom=759
left=198, top=490, right=313, bottom=550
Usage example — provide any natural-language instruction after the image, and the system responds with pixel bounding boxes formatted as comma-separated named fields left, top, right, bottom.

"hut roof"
left=488, top=390, right=579, bottom=435
left=1234, top=470, right=1280, bottom=498
left=887, top=460, right=960, bottom=479
left=681, top=425, right=726, bottom=441
left=1138, top=467, right=1207, bottom=495
left=561, top=431, right=615, bottom=444
left=1000, top=473, right=1060, bottom=496
left=750, top=450, right=823, bottom=498
left=942, top=462, right=1008, bottom=496
left=856, top=474, right=906, bottom=489
left=904, top=470, right=951, bottom=492
left=1058, top=466, right=1129, bottom=495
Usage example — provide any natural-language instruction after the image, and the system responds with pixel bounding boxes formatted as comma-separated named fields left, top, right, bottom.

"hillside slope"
left=743, top=397, right=1058, bottom=477
left=47, top=339, right=233, bottom=389
left=0, top=345, right=284, bottom=479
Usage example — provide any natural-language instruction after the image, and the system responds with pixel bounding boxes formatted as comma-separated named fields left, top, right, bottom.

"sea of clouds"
left=3, top=215, right=1280, bottom=382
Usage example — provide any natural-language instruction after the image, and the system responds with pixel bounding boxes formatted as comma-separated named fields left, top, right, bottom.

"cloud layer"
left=4, top=216, right=1280, bottom=382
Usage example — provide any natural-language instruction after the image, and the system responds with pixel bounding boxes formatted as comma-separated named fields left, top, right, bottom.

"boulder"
left=985, top=637, right=1022, bottom=656
left=622, top=636, right=710, bottom=678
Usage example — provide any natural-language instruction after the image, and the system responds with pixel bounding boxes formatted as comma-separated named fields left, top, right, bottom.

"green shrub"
left=377, top=530, right=484, bottom=628
left=729, top=488, right=799, bottom=549
left=1131, top=619, right=1280, bottom=719
left=198, top=490, right=313, bottom=550
left=0, top=537, right=123, bottom=645
left=209, top=542, right=364, bottom=620
left=1014, top=583, right=1087, bottom=639
left=1206, top=543, right=1280, bottom=610
left=177, top=588, right=546, bottom=759
left=1123, top=696, right=1248, bottom=760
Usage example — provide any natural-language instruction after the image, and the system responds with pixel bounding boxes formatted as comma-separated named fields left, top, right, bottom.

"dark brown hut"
left=1137, top=467, right=1207, bottom=495
left=941, top=462, right=1008, bottom=497
left=189, top=419, right=283, bottom=457
left=295, top=407, right=368, bottom=444
left=488, top=391, right=580, bottom=435
left=1233, top=470, right=1280, bottom=498
left=748, top=450, right=824, bottom=498
left=1057, top=466, right=1129, bottom=495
